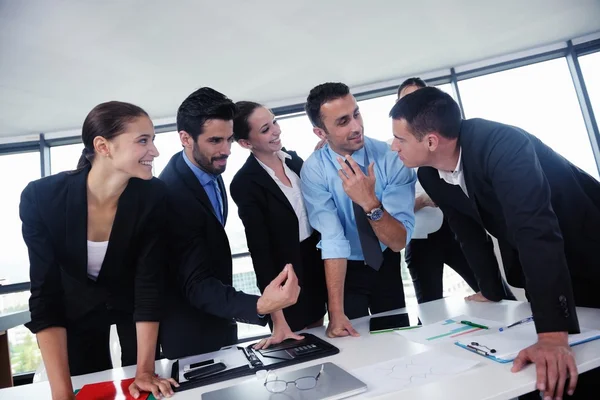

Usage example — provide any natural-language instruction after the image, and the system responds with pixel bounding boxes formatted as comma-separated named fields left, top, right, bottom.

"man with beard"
left=159, top=87, right=301, bottom=359
left=301, top=82, right=416, bottom=338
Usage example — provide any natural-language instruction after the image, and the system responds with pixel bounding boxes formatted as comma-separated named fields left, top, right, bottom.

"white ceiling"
left=1, top=0, right=599, bottom=139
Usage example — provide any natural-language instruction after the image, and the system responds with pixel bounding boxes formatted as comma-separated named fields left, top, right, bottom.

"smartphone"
left=183, top=362, right=226, bottom=381
left=183, top=358, right=215, bottom=372
left=369, top=313, right=416, bottom=333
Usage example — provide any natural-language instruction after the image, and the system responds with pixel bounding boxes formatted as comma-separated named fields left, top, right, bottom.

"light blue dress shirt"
left=300, top=136, right=416, bottom=260
left=182, top=150, right=224, bottom=225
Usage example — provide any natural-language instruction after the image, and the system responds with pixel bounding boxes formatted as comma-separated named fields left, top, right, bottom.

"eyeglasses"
left=263, top=364, right=324, bottom=393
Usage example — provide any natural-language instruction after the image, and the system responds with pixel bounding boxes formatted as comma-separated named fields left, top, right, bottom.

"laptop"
left=201, top=362, right=367, bottom=400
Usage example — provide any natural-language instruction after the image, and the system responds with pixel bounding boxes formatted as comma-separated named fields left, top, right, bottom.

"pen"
left=370, top=326, right=422, bottom=334
left=460, top=320, right=489, bottom=330
left=499, top=316, right=534, bottom=332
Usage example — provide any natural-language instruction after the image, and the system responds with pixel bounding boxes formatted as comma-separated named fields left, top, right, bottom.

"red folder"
left=75, top=377, right=149, bottom=400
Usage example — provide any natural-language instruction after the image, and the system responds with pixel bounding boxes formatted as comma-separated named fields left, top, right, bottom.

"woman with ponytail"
left=20, top=101, right=177, bottom=399
left=230, top=102, right=327, bottom=334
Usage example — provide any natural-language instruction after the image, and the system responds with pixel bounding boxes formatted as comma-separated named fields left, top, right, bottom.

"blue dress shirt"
left=300, top=136, right=416, bottom=261
left=182, top=150, right=224, bottom=225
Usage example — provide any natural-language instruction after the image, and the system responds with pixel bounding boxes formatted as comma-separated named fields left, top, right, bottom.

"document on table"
left=456, top=322, right=600, bottom=362
left=396, top=315, right=502, bottom=345
left=351, top=350, right=478, bottom=397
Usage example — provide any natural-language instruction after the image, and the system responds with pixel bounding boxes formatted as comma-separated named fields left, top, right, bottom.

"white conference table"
left=2, top=296, right=600, bottom=400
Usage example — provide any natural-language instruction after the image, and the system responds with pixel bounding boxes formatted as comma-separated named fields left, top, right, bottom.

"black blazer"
left=419, top=118, right=600, bottom=334
left=230, top=150, right=312, bottom=291
left=158, top=151, right=265, bottom=359
left=20, top=167, right=166, bottom=334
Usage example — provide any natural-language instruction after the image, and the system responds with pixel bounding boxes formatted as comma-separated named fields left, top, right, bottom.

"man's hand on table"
left=512, top=332, right=578, bottom=399
left=464, top=292, right=493, bottom=302
left=326, top=312, right=360, bottom=338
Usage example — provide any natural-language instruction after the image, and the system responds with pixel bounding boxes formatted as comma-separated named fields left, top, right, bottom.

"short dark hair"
left=176, top=87, right=237, bottom=141
left=233, top=101, right=263, bottom=141
left=389, top=87, right=462, bottom=140
left=78, top=101, right=149, bottom=169
left=305, top=82, right=350, bottom=129
left=397, top=77, right=427, bottom=97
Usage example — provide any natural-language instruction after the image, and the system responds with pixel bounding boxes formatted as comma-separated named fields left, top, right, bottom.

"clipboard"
left=455, top=322, right=600, bottom=363
left=171, top=333, right=339, bottom=392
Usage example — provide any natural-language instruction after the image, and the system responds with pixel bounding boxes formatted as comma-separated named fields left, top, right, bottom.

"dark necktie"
left=345, top=159, right=384, bottom=271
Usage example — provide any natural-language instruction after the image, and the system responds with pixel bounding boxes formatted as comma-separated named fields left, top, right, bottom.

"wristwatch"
left=366, top=204, right=384, bottom=221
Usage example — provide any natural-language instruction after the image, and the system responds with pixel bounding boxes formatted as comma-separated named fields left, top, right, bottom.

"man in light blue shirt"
left=301, top=82, right=416, bottom=338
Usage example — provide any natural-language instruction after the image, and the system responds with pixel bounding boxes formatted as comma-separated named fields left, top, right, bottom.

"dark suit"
left=20, top=166, right=166, bottom=375
left=230, top=151, right=327, bottom=332
left=406, top=219, right=479, bottom=303
left=419, top=118, right=600, bottom=336
left=158, top=151, right=267, bottom=359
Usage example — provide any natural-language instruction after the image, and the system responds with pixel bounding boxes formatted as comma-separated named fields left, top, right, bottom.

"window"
left=153, top=130, right=181, bottom=177
left=356, top=84, right=455, bottom=144
left=0, top=151, right=41, bottom=285
left=50, top=143, right=83, bottom=174
left=278, top=114, right=320, bottom=161
left=458, top=58, right=599, bottom=179
left=0, top=151, right=42, bottom=374
left=579, top=51, right=600, bottom=155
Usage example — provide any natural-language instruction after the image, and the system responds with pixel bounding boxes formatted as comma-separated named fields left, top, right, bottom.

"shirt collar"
left=182, top=150, right=217, bottom=187
left=437, top=147, right=463, bottom=180
left=276, top=150, right=292, bottom=161
left=325, top=142, right=366, bottom=167
left=453, top=147, right=463, bottom=174
left=254, top=150, right=292, bottom=176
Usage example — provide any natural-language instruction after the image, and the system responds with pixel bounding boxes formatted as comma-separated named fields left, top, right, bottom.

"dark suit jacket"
left=20, top=166, right=166, bottom=334
left=419, top=118, right=600, bottom=334
left=230, top=151, right=326, bottom=330
left=158, top=151, right=266, bottom=359
left=230, top=150, right=308, bottom=290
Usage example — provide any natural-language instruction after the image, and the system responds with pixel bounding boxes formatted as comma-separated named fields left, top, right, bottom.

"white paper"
left=457, top=322, right=600, bottom=360
left=352, top=350, right=478, bottom=397
left=396, top=315, right=502, bottom=345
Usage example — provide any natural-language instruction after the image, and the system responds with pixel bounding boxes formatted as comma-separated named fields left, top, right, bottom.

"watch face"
left=370, top=208, right=384, bottom=221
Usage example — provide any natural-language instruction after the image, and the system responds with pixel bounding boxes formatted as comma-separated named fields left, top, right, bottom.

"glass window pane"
left=278, top=114, right=320, bottom=162
left=357, top=84, right=455, bottom=145
left=0, top=151, right=41, bottom=284
left=50, top=143, right=83, bottom=174
left=1, top=291, right=41, bottom=374
left=458, top=58, right=599, bottom=179
left=579, top=51, right=600, bottom=139
left=233, top=255, right=269, bottom=339
left=153, top=131, right=182, bottom=177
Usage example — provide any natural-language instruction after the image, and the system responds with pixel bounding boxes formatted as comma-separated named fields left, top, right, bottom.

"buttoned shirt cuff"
left=402, top=220, right=414, bottom=244
left=318, top=239, right=351, bottom=259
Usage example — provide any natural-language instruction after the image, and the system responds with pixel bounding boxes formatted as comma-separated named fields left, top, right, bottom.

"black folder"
left=171, top=333, right=339, bottom=392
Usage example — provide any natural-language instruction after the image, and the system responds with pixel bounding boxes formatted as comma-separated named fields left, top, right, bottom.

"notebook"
left=455, top=321, right=600, bottom=363
left=201, top=362, right=367, bottom=400
left=75, top=377, right=151, bottom=400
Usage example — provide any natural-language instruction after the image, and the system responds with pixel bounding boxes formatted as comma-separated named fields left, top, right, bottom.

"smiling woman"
left=19, top=101, right=177, bottom=399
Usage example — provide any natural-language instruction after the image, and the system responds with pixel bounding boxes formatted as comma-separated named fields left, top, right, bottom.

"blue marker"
left=499, top=316, right=534, bottom=332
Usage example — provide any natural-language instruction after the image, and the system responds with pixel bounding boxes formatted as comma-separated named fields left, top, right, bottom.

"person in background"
left=390, top=86, right=600, bottom=399
left=20, top=101, right=177, bottom=399
left=231, top=101, right=327, bottom=338
left=158, top=88, right=301, bottom=359
left=397, top=78, right=479, bottom=303
left=301, top=82, right=416, bottom=339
